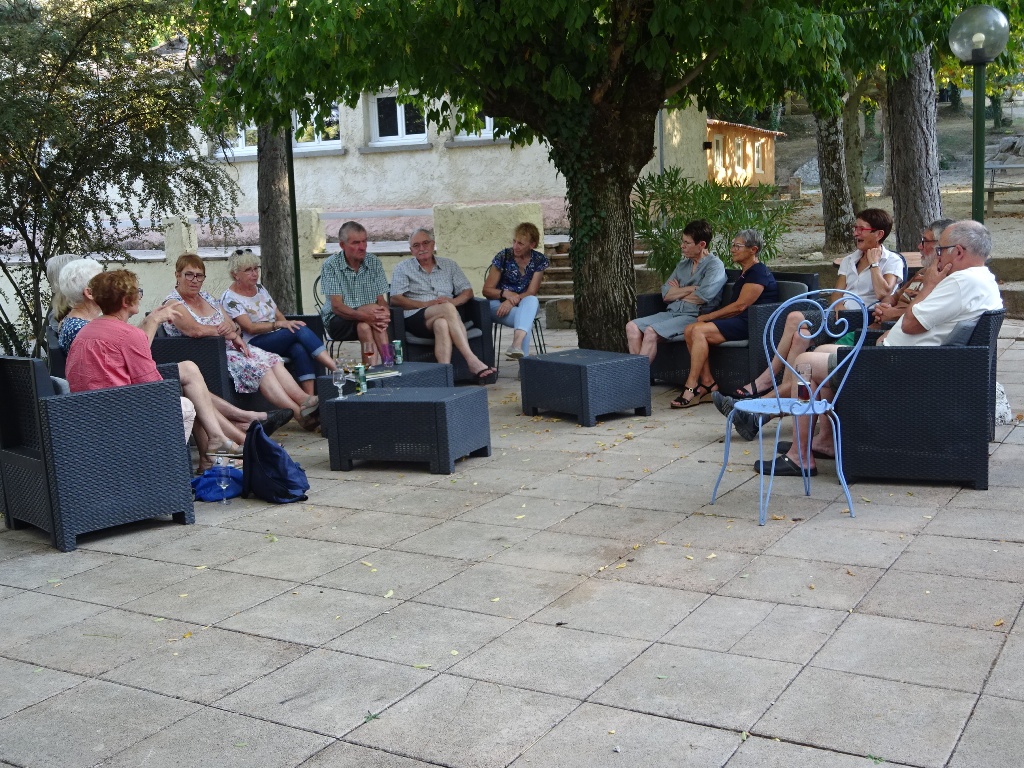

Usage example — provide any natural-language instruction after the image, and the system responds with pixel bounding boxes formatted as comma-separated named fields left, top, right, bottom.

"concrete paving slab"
left=755, top=667, right=977, bottom=768
left=984, top=631, right=1024, bottom=699
left=566, top=451, right=676, bottom=480
left=728, top=603, right=847, bottom=664
left=508, top=702, right=738, bottom=768
left=217, top=649, right=433, bottom=737
left=0, top=584, right=19, bottom=600
left=130, top=525, right=273, bottom=567
left=704, top=485, right=833, bottom=520
left=221, top=503, right=355, bottom=536
left=892, top=534, right=1024, bottom=581
left=47, top=554, right=195, bottom=607
left=548, top=503, right=683, bottom=542
left=306, top=479, right=418, bottom=510
left=592, top=643, right=800, bottom=731
left=303, top=509, right=441, bottom=547
left=119, top=568, right=296, bottom=625
left=458, top=494, right=587, bottom=529
left=102, top=625, right=307, bottom=704
left=0, top=532, right=49, bottom=562
left=609, top=475, right=747, bottom=512
left=217, top=584, right=395, bottom=646
left=0, top=591, right=107, bottom=646
left=948, top=695, right=1024, bottom=768
left=393, top=520, right=536, bottom=561
left=0, top=679, right=197, bottom=768
left=599, top=542, right=753, bottom=593
left=717, top=555, right=884, bottom=610
left=74, top=518, right=199, bottom=555
left=490, top=531, right=631, bottom=575
left=449, top=621, right=648, bottom=698
left=99, top=708, right=332, bottom=768
left=845, top=482, right=959, bottom=508
left=515, top=473, right=634, bottom=503
left=946, top=485, right=1024, bottom=511
left=858, top=569, right=1024, bottom=631
left=4, top=607, right=192, bottom=676
left=802, top=501, right=934, bottom=534
left=217, top=536, right=374, bottom=582
left=927, top=506, right=1024, bottom=543
left=367, top=487, right=501, bottom=519
left=0, top=548, right=113, bottom=589
left=531, top=579, right=705, bottom=640
left=412, top=562, right=585, bottom=619
left=346, top=675, right=577, bottom=768
left=327, top=601, right=516, bottom=671
left=0, top=656, right=83, bottom=719
left=659, top=512, right=798, bottom=554
left=297, top=741, right=437, bottom=767
left=765, top=522, right=912, bottom=568
left=727, top=736, right=914, bottom=767
left=812, top=613, right=1003, bottom=692
left=660, top=595, right=776, bottom=652
left=312, top=549, right=467, bottom=599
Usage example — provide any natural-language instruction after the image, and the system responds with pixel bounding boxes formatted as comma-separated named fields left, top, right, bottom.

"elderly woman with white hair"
left=57, top=259, right=104, bottom=352
left=221, top=248, right=337, bottom=395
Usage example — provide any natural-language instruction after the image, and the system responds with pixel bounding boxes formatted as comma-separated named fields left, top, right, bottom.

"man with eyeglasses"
left=319, top=221, right=391, bottom=364
left=390, top=228, right=497, bottom=381
left=871, top=218, right=953, bottom=326
left=751, top=219, right=1002, bottom=477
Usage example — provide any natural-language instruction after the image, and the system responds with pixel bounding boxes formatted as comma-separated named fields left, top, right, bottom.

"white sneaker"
left=505, top=346, right=525, bottom=360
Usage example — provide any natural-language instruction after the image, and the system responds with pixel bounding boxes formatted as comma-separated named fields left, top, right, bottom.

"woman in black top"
left=671, top=229, right=778, bottom=408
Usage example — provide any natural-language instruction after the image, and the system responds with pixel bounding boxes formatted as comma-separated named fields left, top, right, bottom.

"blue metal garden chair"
left=711, top=290, right=869, bottom=525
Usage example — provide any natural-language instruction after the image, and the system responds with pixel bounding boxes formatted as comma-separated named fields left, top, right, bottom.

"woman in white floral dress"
left=162, top=253, right=320, bottom=429
left=221, top=249, right=337, bottom=395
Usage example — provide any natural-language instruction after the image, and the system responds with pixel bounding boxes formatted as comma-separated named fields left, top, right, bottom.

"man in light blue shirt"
left=390, top=228, right=496, bottom=380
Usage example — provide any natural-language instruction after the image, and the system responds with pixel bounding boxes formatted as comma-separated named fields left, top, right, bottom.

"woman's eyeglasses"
left=182, top=272, right=206, bottom=282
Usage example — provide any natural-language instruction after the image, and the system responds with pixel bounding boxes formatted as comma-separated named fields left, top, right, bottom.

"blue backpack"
left=241, top=421, right=310, bottom=503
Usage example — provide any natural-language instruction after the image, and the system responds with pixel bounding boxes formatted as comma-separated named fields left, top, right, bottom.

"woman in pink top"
left=66, top=270, right=243, bottom=462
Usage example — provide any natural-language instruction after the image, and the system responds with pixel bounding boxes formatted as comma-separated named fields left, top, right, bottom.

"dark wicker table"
left=323, top=387, right=491, bottom=473
left=316, top=362, right=454, bottom=438
left=519, top=349, right=652, bottom=427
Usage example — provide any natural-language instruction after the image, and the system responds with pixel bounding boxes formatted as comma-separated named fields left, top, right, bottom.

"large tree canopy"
left=194, top=0, right=848, bottom=350
left=0, top=0, right=237, bottom=355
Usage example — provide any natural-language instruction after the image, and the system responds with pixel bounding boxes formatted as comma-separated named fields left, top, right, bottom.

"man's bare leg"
left=423, top=303, right=491, bottom=373
left=176, top=361, right=233, bottom=450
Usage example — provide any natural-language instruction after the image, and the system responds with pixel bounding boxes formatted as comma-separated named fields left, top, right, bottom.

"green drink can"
left=353, top=364, right=367, bottom=394
left=393, top=340, right=403, bottom=364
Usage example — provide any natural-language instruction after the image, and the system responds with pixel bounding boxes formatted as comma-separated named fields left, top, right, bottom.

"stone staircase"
left=539, top=242, right=652, bottom=300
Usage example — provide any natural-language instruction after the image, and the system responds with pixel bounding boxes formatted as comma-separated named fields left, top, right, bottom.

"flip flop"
left=209, top=441, right=243, bottom=458
left=734, top=383, right=771, bottom=399
left=474, top=367, right=497, bottom=383
left=776, top=441, right=834, bottom=460
left=753, top=455, right=817, bottom=477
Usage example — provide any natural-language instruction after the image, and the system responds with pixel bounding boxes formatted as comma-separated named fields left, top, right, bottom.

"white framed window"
left=734, top=137, right=744, bottom=169
left=370, top=91, right=427, bottom=145
left=713, top=134, right=724, bottom=169
left=455, top=113, right=495, bottom=141
left=754, top=140, right=765, bottom=173
left=225, top=121, right=258, bottom=156
left=293, top=105, right=341, bottom=150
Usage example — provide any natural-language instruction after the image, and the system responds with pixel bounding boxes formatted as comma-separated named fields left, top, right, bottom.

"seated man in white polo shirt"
left=390, top=228, right=497, bottom=381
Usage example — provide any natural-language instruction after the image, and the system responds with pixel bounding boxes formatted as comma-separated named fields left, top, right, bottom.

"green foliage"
left=632, top=169, right=796, bottom=280
left=0, top=0, right=238, bottom=355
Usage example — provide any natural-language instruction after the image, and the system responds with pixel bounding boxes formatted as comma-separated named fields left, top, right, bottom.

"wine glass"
left=361, top=341, right=376, bottom=368
left=216, top=462, right=232, bottom=505
left=332, top=368, right=347, bottom=400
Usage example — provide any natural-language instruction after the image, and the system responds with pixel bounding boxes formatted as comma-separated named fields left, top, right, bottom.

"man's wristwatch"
left=869, top=263, right=880, bottom=269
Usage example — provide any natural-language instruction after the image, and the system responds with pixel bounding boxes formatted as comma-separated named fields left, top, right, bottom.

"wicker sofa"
left=0, top=357, right=194, bottom=551
left=638, top=270, right=820, bottom=392
left=835, top=309, right=1005, bottom=490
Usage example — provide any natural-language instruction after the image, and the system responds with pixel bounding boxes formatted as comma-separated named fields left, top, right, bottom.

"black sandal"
left=734, top=383, right=771, bottom=399
left=671, top=381, right=717, bottom=409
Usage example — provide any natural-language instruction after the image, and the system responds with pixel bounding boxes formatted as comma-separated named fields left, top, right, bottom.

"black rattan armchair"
left=390, top=298, right=496, bottom=383
left=0, top=357, right=195, bottom=551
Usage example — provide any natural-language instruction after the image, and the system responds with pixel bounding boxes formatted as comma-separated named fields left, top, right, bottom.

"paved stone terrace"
left=3, top=324, right=1024, bottom=768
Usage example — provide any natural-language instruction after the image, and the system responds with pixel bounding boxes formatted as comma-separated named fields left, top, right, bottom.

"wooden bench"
left=985, top=163, right=1024, bottom=215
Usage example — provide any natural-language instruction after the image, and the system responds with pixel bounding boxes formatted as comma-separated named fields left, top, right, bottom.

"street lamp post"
left=949, top=5, right=1010, bottom=223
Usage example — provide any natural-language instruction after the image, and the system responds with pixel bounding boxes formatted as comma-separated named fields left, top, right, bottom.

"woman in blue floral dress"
left=481, top=222, right=549, bottom=359
left=162, top=253, right=320, bottom=429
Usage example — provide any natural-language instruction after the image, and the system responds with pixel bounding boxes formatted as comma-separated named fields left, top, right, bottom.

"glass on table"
left=380, top=343, right=395, bottom=368
left=331, top=368, right=347, bottom=400
left=361, top=342, right=376, bottom=367
left=796, top=363, right=812, bottom=402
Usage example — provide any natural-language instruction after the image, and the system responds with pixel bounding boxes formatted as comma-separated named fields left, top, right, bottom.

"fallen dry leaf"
left=994, top=619, right=1005, bottom=627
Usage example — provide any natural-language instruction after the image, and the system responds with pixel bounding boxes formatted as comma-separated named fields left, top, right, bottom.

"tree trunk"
left=548, top=101, right=660, bottom=352
left=879, top=90, right=893, bottom=197
left=257, top=124, right=296, bottom=312
left=814, top=110, right=855, bottom=254
left=990, top=93, right=1003, bottom=130
left=949, top=82, right=963, bottom=113
left=843, top=77, right=868, bottom=214
left=888, top=46, right=941, bottom=252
